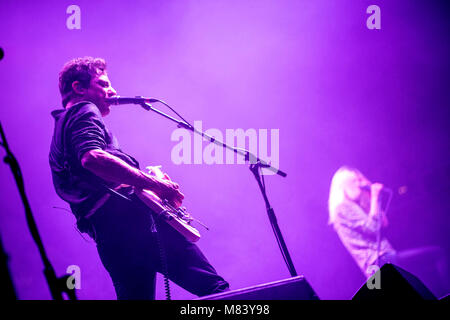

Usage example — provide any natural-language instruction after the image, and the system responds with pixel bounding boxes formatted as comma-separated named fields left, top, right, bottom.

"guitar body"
left=135, top=188, right=201, bottom=242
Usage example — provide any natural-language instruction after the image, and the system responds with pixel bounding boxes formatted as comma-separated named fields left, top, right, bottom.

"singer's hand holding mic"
left=370, top=183, right=384, bottom=197
left=364, top=182, right=390, bottom=227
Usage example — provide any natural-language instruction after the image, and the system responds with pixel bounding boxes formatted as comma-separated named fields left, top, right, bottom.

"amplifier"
left=196, top=276, right=319, bottom=300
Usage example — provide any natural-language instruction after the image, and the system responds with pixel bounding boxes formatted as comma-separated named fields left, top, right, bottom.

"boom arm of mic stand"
left=140, top=102, right=287, bottom=177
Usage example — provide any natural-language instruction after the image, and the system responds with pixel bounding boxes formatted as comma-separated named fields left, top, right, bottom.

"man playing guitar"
left=49, top=56, right=229, bottom=299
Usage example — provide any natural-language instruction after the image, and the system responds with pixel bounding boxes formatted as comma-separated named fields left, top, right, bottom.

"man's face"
left=83, top=72, right=117, bottom=116
left=344, top=172, right=370, bottom=201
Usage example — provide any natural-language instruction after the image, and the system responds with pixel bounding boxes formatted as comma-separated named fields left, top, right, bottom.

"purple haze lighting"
left=0, top=0, right=449, bottom=300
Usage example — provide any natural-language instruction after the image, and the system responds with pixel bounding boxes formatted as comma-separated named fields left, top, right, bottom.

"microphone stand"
left=0, top=234, right=17, bottom=299
left=249, top=162, right=297, bottom=277
left=137, top=102, right=297, bottom=277
left=375, top=189, right=393, bottom=268
left=0, top=122, right=76, bottom=300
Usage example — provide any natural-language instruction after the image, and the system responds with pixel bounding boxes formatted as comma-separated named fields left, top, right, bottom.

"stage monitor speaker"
left=352, top=263, right=437, bottom=300
left=196, top=276, right=319, bottom=300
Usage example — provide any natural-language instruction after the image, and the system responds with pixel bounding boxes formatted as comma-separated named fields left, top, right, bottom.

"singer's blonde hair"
left=328, top=166, right=362, bottom=225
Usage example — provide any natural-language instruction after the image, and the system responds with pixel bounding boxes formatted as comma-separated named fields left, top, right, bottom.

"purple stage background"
left=0, top=0, right=449, bottom=299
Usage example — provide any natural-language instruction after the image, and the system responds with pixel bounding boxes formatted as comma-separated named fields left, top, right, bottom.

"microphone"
left=360, top=184, right=392, bottom=193
left=106, top=96, right=159, bottom=105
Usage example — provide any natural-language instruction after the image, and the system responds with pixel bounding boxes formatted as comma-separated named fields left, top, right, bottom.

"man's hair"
left=59, top=57, right=107, bottom=107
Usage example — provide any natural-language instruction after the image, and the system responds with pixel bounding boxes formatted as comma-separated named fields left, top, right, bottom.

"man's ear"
left=71, top=81, right=87, bottom=95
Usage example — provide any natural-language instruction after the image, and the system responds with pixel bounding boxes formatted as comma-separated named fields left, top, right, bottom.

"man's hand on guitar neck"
left=80, top=149, right=184, bottom=207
